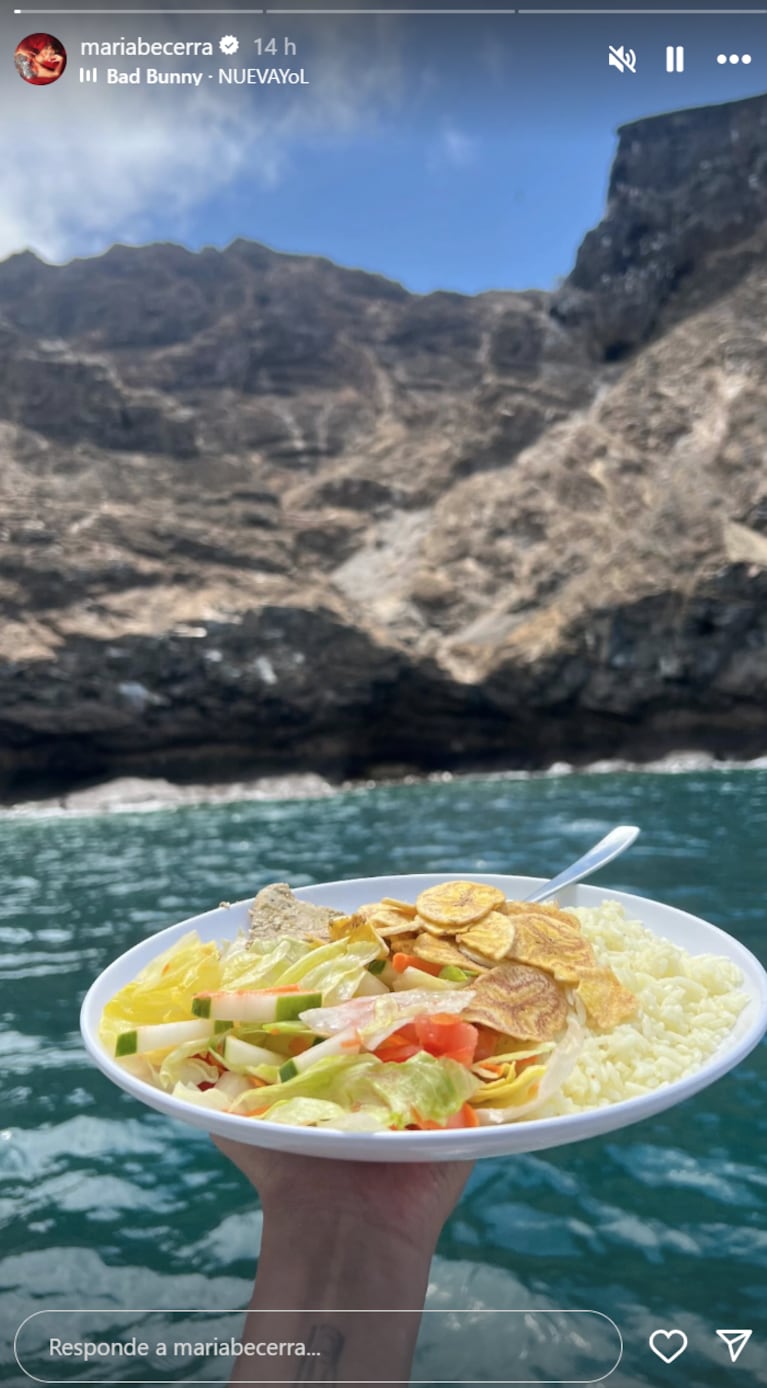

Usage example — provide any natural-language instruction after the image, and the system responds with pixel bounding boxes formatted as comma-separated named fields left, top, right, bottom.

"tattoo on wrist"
left=295, top=1324, right=345, bottom=1382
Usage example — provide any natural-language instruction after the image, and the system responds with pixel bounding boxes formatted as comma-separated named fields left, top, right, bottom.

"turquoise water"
left=2, top=770, right=766, bottom=1387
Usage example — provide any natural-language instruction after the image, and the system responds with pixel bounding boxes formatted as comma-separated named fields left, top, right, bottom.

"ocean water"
left=2, top=769, right=766, bottom=1387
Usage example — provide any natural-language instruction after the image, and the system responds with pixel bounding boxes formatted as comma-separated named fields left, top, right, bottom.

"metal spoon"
left=523, top=825, right=640, bottom=903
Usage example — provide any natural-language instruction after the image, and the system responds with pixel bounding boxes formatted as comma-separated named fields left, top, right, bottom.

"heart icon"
left=649, top=1329, right=688, bottom=1364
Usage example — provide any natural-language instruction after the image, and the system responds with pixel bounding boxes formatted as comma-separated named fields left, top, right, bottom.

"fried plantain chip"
left=577, top=969, right=637, bottom=1029
left=458, top=945, right=499, bottom=970
left=508, top=912, right=597, bottom=984
left=416, top=916, right=454, bottom=937
left=388, top=935, right=418, bottom=955
left=416, top=880, right=506, bottom=931
left=353, top=903, right=383, bottom=921
left=503, top=900, right=581, bottom=932
left=368, top=906, right=420, bottom=937
left=375, top=922, right=421, bottom=939
left=463, top=961, right=568, bottom=1042
left=380, top=897, right=417, bottom=918
left=457, top=911, right=517, bottom=962
left=411, top=932, right=485, bottom=973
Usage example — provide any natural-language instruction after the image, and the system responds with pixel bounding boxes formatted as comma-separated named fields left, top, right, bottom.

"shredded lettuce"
left=220, top=1056, right=283, bottom=1083
left=353, top=1052, right=478, bottom=1127
left=230, top=1050, right=477, bottom=1129
left=474, top=1018, right=583, bottom=1124
left=296, top=942, right=380, bottom=1005
left=471, top=1063, right=548, bottom=1109
left=100, top=932, right=221, bottom=1050
left=299, top=987, right=474, bottom=1050
left=261, top=1098, right=393, bottom=1131
left=273, top=938, right=350, bottom=984
left=230, top=1053, right=372, bottom=1112
left=172, top=1081, right=231, bottom=1111
left=159, top=1035, right=221, bottom=1090
left=214, top=1071, right=254, bottom=1102
left=221, top=937, right=310, bottom=989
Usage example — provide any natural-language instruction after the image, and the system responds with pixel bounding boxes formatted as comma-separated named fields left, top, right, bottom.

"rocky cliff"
left=2, top=93, right=767, bottom=796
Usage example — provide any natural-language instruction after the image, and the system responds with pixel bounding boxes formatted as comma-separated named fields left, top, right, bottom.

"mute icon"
left=608, top=44, right=637, bottom=74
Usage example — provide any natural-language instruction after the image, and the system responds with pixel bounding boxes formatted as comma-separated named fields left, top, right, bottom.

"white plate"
left=80, top=874, right=767, bottom=1161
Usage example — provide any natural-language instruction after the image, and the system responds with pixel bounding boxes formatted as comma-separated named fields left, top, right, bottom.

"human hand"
left=212, top=1136, right=472, bottom=1247
left=213, top=1138, right=473, bottom=1382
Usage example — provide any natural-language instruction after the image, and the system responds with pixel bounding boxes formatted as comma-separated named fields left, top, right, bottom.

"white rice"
left=535, top=901, right=748, bottom=1117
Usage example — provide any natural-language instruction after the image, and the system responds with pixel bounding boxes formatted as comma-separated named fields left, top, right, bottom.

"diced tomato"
left=197, top=1081, right=216, bottom=1091
left=473, top=1025, right=500, bottom=1062
left=377, top=1045, right=421, bottom=1063
left=391, top=953, right=442, bottom=976
left=374, top=1023, right=421, bottom=1063
left=374, top=1014, right=479, bottom=1067
left=412, top=1014, right=478, bottom=1067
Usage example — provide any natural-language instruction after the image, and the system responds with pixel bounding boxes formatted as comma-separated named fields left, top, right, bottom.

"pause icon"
left=79, top=66, right=98, bottom=82
left=666, top=45, right=684, bottom=72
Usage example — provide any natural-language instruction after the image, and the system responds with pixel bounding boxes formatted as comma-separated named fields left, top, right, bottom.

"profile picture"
left=14, top=32, right=67, bottom=85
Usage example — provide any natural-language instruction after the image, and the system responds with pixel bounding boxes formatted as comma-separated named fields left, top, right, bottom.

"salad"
left=100, top=880, right=637, bottom=1132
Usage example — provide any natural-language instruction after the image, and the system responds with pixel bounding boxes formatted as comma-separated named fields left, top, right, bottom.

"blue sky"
left=4, top=8, right=766, bottom=292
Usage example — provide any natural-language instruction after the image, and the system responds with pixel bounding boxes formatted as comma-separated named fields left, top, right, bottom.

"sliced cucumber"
left=115, top=1019, right=213, bottom=1057
left=275, top=992, right=321, bottom=1021
left=290, top=1027, right=360, bottom=1074
left=191, top=990, right=322, bottom=1024
left=223, top=1034, right=281, bottom=1069
left=272, top=1029, right=359, bottom=1082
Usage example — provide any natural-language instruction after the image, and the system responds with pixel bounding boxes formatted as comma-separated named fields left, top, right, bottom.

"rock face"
left=552, top=93, right=767, bottom=356
left=1, top=93, right=766, bottom=796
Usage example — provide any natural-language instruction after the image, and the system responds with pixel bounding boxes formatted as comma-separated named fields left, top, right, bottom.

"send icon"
left=716, top=1330, right=753, bottom=1364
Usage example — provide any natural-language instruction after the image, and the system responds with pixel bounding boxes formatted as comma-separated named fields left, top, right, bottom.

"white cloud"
left=0, top=8, right=405, bottom=263
left=0, top=93, right=256, bottom=260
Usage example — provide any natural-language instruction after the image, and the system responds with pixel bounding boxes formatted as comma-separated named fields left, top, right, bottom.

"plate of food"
left=80, top=873, right=767, bottom=1160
